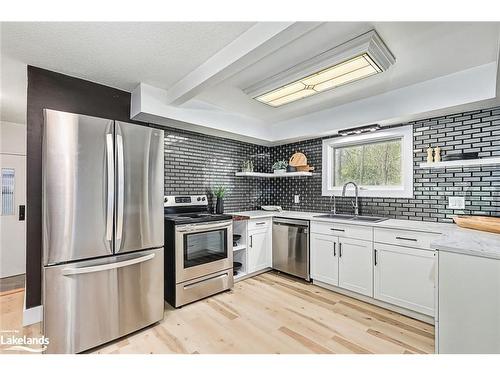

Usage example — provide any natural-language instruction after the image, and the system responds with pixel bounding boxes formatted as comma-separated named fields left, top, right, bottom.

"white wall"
left=0, top=120, right=27, bottom=278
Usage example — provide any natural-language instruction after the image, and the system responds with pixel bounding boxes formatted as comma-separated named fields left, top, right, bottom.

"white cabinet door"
left=374, top=243, right=436, bottom=316
left=338, top=237, right=373, bottom=297
left=248, top=228, right=271, bottom=273
left=310, top=233, right=338, bottom=286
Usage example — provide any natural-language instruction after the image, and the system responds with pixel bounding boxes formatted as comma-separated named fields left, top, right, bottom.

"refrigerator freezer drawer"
left=43, top=248, right=164, bottom=354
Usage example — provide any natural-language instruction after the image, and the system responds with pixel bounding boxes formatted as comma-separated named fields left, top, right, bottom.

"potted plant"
left=272, top=160, right=288, bottom=174
left=213, top=185, right=228, bottom=214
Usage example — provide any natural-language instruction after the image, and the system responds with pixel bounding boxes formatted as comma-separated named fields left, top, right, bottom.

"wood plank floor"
left=0, top=272, right=434, bottom=354
left=0, top=288, right=43, bottom=354
left=94, top=272, right=434, bottom=354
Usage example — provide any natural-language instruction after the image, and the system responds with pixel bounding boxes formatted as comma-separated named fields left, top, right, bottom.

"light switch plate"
left=294, top=195, right=300, bottom=204
left=448, top=196, right=465, bottom=209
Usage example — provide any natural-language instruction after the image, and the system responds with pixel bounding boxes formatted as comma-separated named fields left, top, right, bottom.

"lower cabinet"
left=310, top=233, right=338, bottom=286
left=311, top=233, right=373, bottom=297
left=247, top=222, right=272, bottom=273
left=373, top=243, right=436, bottom=316
left=338, top=237, right=373, bottom=297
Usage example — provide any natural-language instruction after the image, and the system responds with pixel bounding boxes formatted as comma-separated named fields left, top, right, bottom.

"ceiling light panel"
left=247, top=30, right=395, bottom=108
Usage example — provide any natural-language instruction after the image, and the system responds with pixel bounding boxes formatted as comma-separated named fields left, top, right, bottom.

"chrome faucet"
left=330, top=194, right=336, bottom=214
left=342, top=181, right=359, bottom=216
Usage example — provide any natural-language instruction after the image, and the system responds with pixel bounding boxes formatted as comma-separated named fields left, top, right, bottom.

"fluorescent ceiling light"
left=247, top=30, right=395, bottom=108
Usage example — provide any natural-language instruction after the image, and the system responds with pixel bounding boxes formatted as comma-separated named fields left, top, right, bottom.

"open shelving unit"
left=418, top=156, right=500, bottom=169
left=235, top=171, right=313, bottom=178
left=232, top=220, right=248, bottom=281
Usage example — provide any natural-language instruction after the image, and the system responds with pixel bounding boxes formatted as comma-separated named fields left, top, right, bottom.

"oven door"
left=175, top=220, right=233, bottom=283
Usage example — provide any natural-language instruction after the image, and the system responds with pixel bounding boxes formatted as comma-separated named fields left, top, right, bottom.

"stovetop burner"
left=163, top=194, right=233, bottom=224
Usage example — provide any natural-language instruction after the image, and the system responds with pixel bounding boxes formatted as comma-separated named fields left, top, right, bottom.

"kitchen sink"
left=351, top=215, right=388, bottom=223
left=314, top=214, right=388, bottom=223
left=314, top=214, right=355, bottom=220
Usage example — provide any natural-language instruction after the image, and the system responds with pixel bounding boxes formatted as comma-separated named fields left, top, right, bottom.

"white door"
left=310, top=233, right=338, bottom=286
left=338, top=237, right=373, bottom=297
left=0, top=153, right=26, bottom=278
left=248, top=229, right=270, bottom=273
left=374, top=243, right=436, bottom=316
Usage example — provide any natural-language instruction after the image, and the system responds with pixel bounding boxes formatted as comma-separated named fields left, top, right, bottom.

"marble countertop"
left=229, top=210, right=500, bottom=259
left=432, top=228, right=500, bottom=260
left=228, top=210, right=455, bottom=234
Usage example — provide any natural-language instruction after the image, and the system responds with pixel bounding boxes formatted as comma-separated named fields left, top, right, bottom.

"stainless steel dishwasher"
left=272, top=218, right=310, bottom=281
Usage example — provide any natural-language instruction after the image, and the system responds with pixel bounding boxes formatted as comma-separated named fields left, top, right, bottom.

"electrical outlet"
left=448, top=196, right=465, bottom=209
left=294, top=195, right=300, bottom=204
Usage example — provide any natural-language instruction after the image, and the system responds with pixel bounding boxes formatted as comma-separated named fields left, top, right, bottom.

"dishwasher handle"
left=273, top=218, right=309, bottom=227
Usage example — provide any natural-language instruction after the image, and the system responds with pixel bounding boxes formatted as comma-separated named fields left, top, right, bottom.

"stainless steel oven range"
left=164, top=195, right=233, bottom=307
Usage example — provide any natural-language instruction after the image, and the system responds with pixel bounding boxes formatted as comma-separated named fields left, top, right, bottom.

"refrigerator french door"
left=42, top=110, right=164, bottom=353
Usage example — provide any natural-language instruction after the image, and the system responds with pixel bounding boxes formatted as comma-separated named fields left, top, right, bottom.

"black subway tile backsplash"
left=161, top=105, right=500, bottom=222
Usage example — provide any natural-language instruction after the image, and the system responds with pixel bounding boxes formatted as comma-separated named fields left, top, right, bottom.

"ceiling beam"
left=164, top=22, right=322, bottom=105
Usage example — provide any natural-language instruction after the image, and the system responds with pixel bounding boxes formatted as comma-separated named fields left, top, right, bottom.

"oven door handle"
left=175, top=220, right=232, bottom=233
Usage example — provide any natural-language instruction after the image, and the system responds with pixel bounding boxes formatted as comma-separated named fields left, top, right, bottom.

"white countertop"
left=431, top=227, right=500, bottom=260
left=228, top=210, right=455, bottom=234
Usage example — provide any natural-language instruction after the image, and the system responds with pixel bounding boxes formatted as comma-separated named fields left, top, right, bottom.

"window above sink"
left=322, top=125, right=413, bottom=198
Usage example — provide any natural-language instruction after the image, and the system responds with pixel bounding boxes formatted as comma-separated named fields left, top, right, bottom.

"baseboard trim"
left=313, top=280, right=435, bottom=325
left=23, top=305, right=43, bottom=326
left=234, top=268, right=271, bottom=283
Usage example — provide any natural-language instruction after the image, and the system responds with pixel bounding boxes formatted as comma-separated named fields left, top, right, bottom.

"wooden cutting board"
left=453, top=215, right=500, bottom=234
left=289, top=152, right=307, bottom=167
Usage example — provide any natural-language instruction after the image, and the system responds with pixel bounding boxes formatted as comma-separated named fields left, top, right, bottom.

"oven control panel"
left=164, top=195, right=207, bottom=207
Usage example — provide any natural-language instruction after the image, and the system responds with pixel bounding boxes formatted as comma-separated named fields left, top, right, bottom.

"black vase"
left=216, top=197, right=224, bottom=214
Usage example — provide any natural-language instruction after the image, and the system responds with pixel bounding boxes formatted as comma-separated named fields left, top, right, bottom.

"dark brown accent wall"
left=26, top=66, right=144, bottom=308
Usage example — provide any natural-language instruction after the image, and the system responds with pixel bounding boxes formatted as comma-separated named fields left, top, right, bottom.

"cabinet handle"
left=333, top=242, right=336, bottom=257
left=374, top=249, right=378, bottom=266
left=256, top=222, right=266, bottom=225
left=339, top=243, right=342, bottom=258
left=396, top=236, right=417, bottom=242
left=250, top=235, right=253, bottom=248
left=330, top=228, right=345, bottom=232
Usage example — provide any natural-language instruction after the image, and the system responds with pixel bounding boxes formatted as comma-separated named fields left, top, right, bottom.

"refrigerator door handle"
left=105, top=134, right=114, bottom=242
left=116, top=133, right=125, bottom=245
left=61, top=253, right=155, bottom=276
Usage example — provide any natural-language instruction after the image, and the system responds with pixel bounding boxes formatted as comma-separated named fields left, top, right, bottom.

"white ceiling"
left=198, top=22, right=500, bottom=124
left=1, top=22, right=254, bottom=123
left=1, top=21, right=500, bottom=144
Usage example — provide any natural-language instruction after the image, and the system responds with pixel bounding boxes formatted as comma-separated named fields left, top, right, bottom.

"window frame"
left=322, top=125, right=413, bottom=198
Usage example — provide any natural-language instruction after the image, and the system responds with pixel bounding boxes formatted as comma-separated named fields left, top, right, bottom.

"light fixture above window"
left=338, top=123, right=381, bottom=136
left=245, top=30, right=395, bottom=107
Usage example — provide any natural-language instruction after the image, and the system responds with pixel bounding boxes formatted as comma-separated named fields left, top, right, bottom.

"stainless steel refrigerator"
left=42, top=109, right=164, bottom=354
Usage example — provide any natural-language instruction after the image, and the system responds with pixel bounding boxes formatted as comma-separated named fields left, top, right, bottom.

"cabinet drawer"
left=248, top=218, right=271, bottom=231
left=311, top=221, right=372, bottom=240
left=374, top=227, right=440, bottom=250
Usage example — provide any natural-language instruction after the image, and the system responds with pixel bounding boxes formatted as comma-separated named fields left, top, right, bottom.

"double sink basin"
left=314, top=213, right=388, bottom=223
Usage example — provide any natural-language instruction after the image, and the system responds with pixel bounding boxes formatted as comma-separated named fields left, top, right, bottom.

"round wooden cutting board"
left=289, top=152, right=307, bottom=166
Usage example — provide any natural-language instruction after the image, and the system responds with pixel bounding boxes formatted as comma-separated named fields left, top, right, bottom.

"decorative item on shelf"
left=289, top=152, right=307, bottom=166
left=233, top=262, right=243, bottom=276
left=241, top=160, right=254, bottom=173
left=453, top=215, right=500, bottom=234
left=289, top=152, right=315, bottom=172
left=426, top=147, right=434, bottom=163
left=272, top=160, right=288, bottom=174
left=434, top=146, right=441, bottom=162
left=233, top=234, right=241, bottom=246
left=213, top=185, right=227, bottom=214
left=442, top=151, right=479, bottom=161
left=286, top=165, right=297, bottom=172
